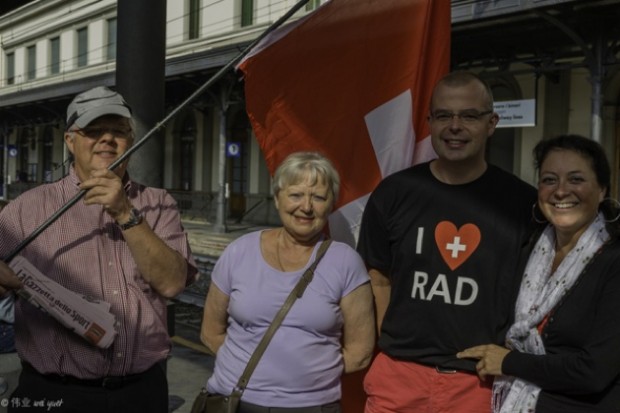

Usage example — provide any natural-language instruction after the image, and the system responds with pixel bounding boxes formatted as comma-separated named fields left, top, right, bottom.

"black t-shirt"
left=357, top=162, right=537, bottom=371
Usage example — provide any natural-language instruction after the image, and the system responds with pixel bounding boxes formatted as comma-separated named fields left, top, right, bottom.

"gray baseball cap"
left=66, top=86, right=132, bottom=130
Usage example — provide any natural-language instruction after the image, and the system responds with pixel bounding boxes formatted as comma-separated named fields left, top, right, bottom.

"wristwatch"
left=118, top=207, right=143, bottom=231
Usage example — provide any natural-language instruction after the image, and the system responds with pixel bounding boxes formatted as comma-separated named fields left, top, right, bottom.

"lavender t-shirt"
left=206, top=231, right=369, bottom=407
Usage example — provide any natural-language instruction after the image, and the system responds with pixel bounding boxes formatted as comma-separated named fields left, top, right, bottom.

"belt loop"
left=435, top=366, right=457, bottom=374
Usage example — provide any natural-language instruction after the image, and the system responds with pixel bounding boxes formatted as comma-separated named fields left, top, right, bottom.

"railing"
left=451, top=0, right=579, bottom=23
left=167, top=190, right=214, bottom=221
left=168, top=190, right=280, bottom=226
left=5, top=184, right=280, bottom=226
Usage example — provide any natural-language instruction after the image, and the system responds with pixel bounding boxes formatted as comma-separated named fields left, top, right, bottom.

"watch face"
left=121, top=208, right=142, bottom=230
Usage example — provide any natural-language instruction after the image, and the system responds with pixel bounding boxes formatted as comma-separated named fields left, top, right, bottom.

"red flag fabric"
left=239, top=0, right=450, bottom=247
left=238, top=0, right=450, bottom=411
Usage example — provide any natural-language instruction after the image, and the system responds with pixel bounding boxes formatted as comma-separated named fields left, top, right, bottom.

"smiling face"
left=275, top=173, right=334, bottom=244
left=65, top=115, right=133, bottom=181
left=429, top=80, right=498, bottom=169
left=538, top=148, right=605, bottom=244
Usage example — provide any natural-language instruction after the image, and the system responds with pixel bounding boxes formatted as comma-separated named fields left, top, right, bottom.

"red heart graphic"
left=434, top=221, right=481, bottom=271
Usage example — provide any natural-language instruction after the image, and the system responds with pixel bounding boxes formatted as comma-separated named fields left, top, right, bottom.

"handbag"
left=191, top=240, right=332, bottom=413
left=190, top=388, right=241, bottom=413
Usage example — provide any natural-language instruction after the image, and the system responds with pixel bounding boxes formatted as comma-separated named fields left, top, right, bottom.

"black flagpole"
left=3, top=0, right=311, bottom=263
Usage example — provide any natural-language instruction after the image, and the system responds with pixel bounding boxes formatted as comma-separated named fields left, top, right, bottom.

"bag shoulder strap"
left=232, top=239, right=332, bottom=396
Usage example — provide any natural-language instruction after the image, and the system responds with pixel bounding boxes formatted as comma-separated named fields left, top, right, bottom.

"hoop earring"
left=602, top=198, right=620, bottom=223
left=532, top=203, right=546, bottom=224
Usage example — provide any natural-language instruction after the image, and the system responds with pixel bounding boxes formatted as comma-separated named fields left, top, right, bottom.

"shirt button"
left=109, top=261, right=113, bottom=267
left=549, top=317, right=554, bottom=323
left=117, top=352, right=123, bottom=358
left=113, top=290, right=119, bottom=295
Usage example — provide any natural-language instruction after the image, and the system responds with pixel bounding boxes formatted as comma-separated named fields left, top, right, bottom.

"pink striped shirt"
left=0, top=167, right=197, bottom=378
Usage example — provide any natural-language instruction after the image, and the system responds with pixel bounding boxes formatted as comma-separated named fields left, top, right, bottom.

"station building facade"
left=0, top=0, right=618, bottom=225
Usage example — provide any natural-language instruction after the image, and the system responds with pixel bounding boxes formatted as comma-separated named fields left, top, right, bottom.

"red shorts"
left=364, top=352, right=492, bottom=413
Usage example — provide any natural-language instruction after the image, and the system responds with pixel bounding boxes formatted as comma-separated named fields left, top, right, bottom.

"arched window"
left=180, top=114, right=196, bottom=191
left=227, top=109, right=250, bottom=218
left=42, top=126, right=54, bottom=182
left=18, top=127, right=35, bottom=182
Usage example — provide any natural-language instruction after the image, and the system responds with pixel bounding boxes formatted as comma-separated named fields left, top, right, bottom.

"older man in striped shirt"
left=0, top=86, right=198, bottom=413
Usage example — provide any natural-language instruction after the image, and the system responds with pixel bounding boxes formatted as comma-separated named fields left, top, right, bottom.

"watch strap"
left=118, top=207, right=143, bottom=231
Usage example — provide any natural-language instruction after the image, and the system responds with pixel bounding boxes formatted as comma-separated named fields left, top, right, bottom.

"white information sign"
left=494, top=99, right=536, bottom=128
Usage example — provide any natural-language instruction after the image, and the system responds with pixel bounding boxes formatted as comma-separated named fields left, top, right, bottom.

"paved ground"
left=167, top=303, right=215, bottom=413
left=0, top=352, right=19, bottom=413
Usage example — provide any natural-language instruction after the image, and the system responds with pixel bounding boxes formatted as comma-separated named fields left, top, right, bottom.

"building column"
left=116, top=0, right=166, bottom=187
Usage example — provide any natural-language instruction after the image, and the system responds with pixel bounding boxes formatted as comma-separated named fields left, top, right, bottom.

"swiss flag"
left=239, top=0, right=450, bottom=247
left=238, top=1, right=450, bottom=410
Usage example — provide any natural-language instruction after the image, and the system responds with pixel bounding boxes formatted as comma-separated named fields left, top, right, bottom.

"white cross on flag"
left=238, top=0, right=450, bottom=247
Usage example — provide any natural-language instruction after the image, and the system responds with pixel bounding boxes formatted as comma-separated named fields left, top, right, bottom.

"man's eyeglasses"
left=73, top=127, right=133, bottom=139
left=429, top=110, right=493, bottom=124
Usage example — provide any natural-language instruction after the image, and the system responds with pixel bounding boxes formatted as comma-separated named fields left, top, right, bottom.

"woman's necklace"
left=276, top=229, right=287, bottom=272
left=275, top=229, right=317, bottom=272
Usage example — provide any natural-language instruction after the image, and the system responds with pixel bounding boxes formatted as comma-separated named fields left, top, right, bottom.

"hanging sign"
left=226, top=142, right=241, bottom=158
left=494, top=99, right=536, bottom=128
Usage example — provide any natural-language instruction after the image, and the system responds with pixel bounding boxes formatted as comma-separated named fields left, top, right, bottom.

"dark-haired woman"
left=458, top=134, right=620, bottom=412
